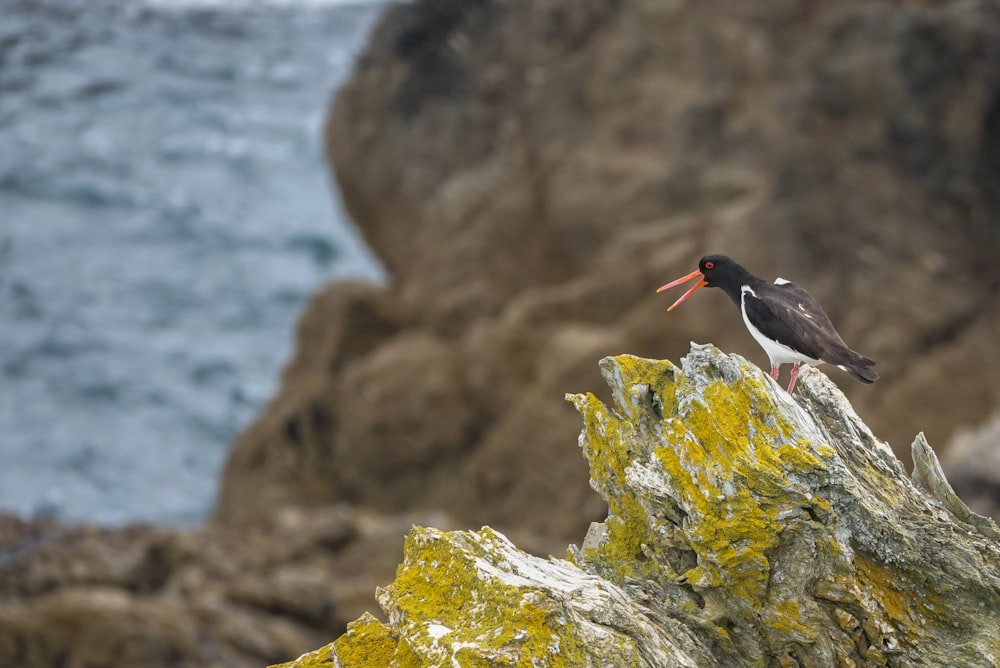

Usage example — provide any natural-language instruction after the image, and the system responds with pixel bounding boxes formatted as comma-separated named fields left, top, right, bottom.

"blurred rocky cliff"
left=3, top=1, right=1000, bottom=666
left=222, top=0, right=1000, bottom=541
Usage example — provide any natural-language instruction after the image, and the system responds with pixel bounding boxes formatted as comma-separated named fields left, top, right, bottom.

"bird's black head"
left=697, top=254, right=747, bottom=289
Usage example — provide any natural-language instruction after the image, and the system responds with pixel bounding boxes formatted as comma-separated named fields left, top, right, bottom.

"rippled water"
left=0, top=0, right=387, bottom=525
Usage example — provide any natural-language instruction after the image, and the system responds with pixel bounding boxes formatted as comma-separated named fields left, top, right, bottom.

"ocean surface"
left=0, top=0, right=387, bottom=525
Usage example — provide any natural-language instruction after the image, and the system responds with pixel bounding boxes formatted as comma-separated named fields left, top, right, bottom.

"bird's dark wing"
left=746, top=282, right=867, bottom=366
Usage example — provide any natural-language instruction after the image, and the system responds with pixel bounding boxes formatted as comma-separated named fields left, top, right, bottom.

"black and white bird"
left=657, top=254, right=878, bottom=393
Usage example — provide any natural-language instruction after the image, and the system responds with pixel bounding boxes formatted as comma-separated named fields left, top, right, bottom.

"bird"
left=656, top=254, right=878, bottom=393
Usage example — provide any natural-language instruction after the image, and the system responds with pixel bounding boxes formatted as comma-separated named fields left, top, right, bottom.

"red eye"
left=704, top=261, right=715, bottom=270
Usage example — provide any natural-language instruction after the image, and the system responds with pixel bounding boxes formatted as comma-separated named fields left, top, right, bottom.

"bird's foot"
left=786, top=363, right=802, bottom=394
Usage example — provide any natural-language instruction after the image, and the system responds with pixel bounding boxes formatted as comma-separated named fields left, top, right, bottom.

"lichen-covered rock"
left=277, top=527, right=714, bottom=668
left=571, top=346, right=1000, bottom=666
left=276, top=346, right=1000, bottom=667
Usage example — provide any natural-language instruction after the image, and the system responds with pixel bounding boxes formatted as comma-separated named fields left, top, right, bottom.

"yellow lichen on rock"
left=571, top=351, right=833, bottom=608
left=332, top=613, right=402, bottom=667
left=269, top=614, right=403, bottom=668
left=268, top=643, right=337, bottom=668
left=568, top=390, right=660, bottom=581
left=371, top=526, right=655, bottom=667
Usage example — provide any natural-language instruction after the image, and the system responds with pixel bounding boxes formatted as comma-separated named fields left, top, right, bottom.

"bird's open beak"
left=656, top=269, right=707, bottom=311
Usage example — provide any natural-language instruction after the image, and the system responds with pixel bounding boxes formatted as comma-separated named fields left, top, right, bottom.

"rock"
left=310, top=527, right=716, bottom=668
left=277, top=347, right=1000, bottom=667
left=912, top=432, right=999, bottom=541
left=215, top=281, right=405, bottom=523
left=219, top=0, right=1000, bottom=545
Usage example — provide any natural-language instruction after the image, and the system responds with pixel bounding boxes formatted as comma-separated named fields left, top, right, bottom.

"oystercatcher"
left=657, top=254, right=878, bottom=393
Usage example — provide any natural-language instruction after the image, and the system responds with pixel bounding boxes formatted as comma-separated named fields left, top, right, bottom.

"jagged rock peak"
left=275, top=345, right=1000, bottom=668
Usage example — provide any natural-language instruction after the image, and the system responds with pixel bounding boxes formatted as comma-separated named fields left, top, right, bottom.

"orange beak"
left=656, top=269, right=708, bottom=311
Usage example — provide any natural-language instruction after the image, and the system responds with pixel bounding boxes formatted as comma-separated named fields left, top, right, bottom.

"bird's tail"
left=841, top=357, right=879, bottom=384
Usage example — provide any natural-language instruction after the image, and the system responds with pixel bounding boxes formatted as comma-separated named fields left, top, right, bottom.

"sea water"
left=0, top=0, right=387, bottom=525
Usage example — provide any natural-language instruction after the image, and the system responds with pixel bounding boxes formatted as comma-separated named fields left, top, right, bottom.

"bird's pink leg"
left=786, top=363, right=802, bottom=394
left=770, top=365, right=780, bottom=380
